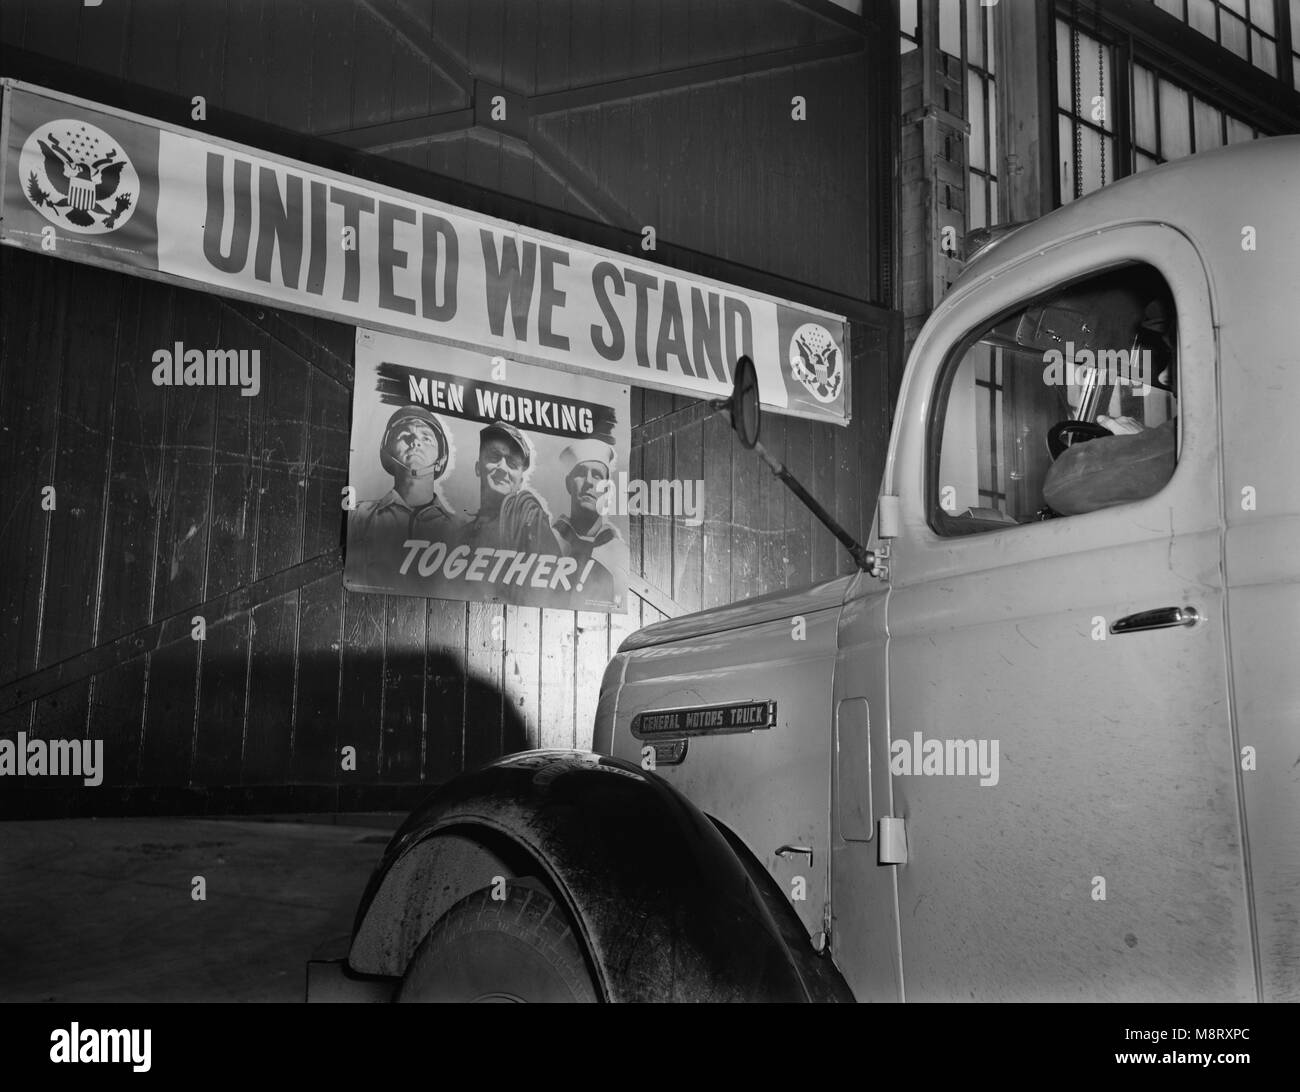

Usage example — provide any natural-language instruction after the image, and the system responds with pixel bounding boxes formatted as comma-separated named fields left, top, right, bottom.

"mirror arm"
left=751, top=439, right=876, bottom=573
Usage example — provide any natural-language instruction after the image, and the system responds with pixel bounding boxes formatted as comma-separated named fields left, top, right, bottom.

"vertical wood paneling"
left=540, top=608, right=576, bottom=749
left=302, top=370, right=349, bottom=559
left=207, top=327, right=256, bottom=601
left=221, top=0, right=271, bottom=122
left=0, top=253, right=56, bottom=685
left=18, top=0, right=73, bottom=60
left=97, top=281, right=168, bottom=643
left=700, top=408, right=733, bottom=609
left=32, top=679, right=91, bottom=756
left=673, top=412, right=704, bottom=610
left=504, top=605, right=540, bottom=748
left=573, top=610, right=608, bottom=749
left=380, top=594, right=427, bottom=781
left=464, top=602, right=504, bottom=770
left=266, top=1, right=316, bottom=131
left=782, top=416, right=814, bottom=589
left=338, top=591, right=386, bottom=779
left=242, top=591, right=298, bottom=783
left=75, top=0, right=133, bottom=79
left=170, top=0, right=229, bottom=111
left=291, top=571, right=344, bottom=785
left=641, top=429, right=673, bottom=607
left=87, top=659, right=147, bottom=788
left=123, top=0, right=182, bottom=104
left=138, top=640, right=200, bottom=786
left=309, top=0, right=357, bottom=133
left=426, top=599, right=468, bottom=782
left=192, top=613, right=250, bottom=787
left=151, top=291, right=217, bottom=620
left=251, top=343, right=308, bottom=579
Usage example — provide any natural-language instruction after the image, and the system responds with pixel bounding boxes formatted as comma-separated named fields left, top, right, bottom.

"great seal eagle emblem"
left=788, top=322, right=843, bottom=404
left=20, top=118, right=139, bottom=234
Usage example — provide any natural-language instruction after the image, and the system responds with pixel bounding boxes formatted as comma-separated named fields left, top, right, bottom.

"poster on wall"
left=345, top=329, right=631, bottom=613
left=0, top=79, right=851, bottom=425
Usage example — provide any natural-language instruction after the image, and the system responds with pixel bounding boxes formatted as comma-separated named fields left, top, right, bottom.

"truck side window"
left=930, top=263, right=1179, bottom=536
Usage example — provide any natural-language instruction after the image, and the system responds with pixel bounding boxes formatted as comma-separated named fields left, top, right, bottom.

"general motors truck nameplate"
left=631, top=700, right=776, bottom=739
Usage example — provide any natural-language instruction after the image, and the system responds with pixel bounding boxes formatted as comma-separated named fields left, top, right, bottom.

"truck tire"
left=395, top=880, right=600, bottom=1003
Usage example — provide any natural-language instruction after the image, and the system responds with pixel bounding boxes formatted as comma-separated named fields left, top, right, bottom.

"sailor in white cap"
left=553, top=437, right=628, bottom=607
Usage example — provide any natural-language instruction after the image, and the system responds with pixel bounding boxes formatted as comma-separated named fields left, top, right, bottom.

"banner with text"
left=345, top=329, right=631, bottom=611
left=1, top=80, right=850, bottom=423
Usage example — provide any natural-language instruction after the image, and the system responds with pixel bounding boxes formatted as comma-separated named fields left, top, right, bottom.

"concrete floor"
left=0, top=816, right=400, bottom=1002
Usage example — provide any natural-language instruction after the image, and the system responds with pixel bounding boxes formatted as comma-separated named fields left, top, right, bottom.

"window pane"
left=932, top=265, right=1180, bottom=534
left=1221, top=12, right=1249, bottom=57
left=1133, top=65, right=1158, bottom=152
left=1220, top=0, right=1246, bottom=15
left=1193, top=98, right=1224, bottom=151
left=965, top=0, right=985, bottom=68
left=1252, top=31, right=1277, bottom=75
left=1188, top=0, right=1217, bottom=37
left=988, top=83, right=999, bottom=171
left=989, top=179, right=999, bottom=226
left=1059, top=114, right=1078, bottom=203
left=986, top=3, right=997, bottom=73
left=1078, top=131, right=1114, bottom=195
left=1155, top=0, right=1183, bottom=15
left=1077, top=31, right=1112, bottom=132
left=969, top=180, right=987, bottom=233
left=1225, top=116, right=1253, bottom=144
left=899, top=0, right=919, bottom=40
left=969, top=71, right=987, bottom=170
left=1251, top=0, right=1275, bottom=33
left=940, top=0, right=961, bottom=57
left=1159, top=81, right=1192, bottom=160
left=1136, top=152, right=1160, bottom=172
left=1057, top=20, right=1075, bottom=110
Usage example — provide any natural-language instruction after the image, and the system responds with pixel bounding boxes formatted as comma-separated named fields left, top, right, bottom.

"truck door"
left=883, top=225, right=1254, bottom=1001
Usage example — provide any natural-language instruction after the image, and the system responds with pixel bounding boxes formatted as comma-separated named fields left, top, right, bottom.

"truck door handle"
left=1109, top=606, right=1201, bottom=635
left=775, top=845, right=814, bottom=866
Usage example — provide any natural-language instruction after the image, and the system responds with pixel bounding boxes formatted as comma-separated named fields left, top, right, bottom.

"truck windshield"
left=931, top=262, right=1179, bottom=535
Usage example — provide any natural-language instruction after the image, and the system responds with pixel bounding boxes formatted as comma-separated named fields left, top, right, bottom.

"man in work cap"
left=552, top=437, right=628, bottom=609
left=462, top=421, right=561, bottom=566
left=348, top=405, right=466, bottom=589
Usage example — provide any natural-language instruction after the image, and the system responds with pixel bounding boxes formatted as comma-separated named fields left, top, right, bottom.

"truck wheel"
left=396, top=880, right=599, bottom=1003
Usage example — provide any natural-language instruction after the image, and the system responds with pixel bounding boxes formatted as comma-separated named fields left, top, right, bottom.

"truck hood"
left=618, top=574, right=856, bottom=651
left=597, top=573, right=855, bottom=943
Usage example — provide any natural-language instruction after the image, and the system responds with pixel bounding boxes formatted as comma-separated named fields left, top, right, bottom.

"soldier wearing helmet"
left=348, top=405, right=467, bottom=585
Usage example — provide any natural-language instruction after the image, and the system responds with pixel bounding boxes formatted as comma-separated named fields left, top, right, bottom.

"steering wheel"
left=1047, top=419, right=1112, bottom=460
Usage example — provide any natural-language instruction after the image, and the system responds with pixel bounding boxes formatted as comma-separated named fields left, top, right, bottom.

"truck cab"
left=326, top=137, right=1299, bottom=1003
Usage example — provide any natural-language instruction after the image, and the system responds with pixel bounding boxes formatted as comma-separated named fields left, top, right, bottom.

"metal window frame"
left=1052, top=0, right=1299, bottom=206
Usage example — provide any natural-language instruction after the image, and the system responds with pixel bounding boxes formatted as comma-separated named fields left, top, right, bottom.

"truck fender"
left=347, top=750, right=837, bottom=1002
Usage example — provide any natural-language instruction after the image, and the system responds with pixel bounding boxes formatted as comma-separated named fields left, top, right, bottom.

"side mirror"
left=728, top=355, right=761, bottom=449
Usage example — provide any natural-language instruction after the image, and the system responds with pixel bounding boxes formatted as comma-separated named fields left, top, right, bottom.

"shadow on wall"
left=0, top=648, right=531, bottom=821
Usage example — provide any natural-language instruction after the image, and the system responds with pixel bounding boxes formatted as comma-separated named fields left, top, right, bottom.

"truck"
left=308, top=137, right=1300, bottom=1003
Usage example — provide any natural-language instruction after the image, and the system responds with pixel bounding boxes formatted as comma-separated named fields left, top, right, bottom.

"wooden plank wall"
left=0, top=0, right=896, bottom=816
